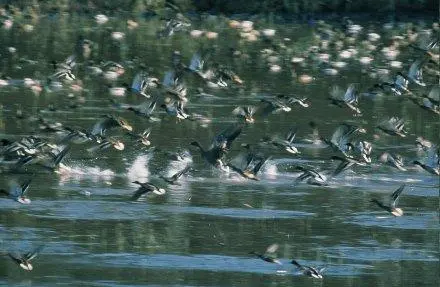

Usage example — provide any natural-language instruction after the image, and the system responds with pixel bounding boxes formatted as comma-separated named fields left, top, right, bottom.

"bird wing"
left=343, top=84, right=357, bottom=103
left=390, top=184, right=405, bottom=208
left=8, top=253, right=22, bottom=264
left=212, top=123, right=242, bottom=150
left=329, top=85, right=343, bottom=100
left=286, top=128, right=297, bottom=144
left=25, top=245, right=44, bottom=261
left=232, top=106, right=245, bottom=117
left=332, top=158, right=351, bottom=177
left=188, top=53, right=204, bottom=72
left=172, top=166, right=191, bottom=180
left=131, top=71, right=147, bottom=92
left=20, top=178, right=32, bottom=196
left=427, top=86, right=439, bottom=103
left=252, top=156, right=269, bottom=175
left=162, top=70, right=176, bottom=87
left=265, top=243, right=279, bottom=254
left=131, top=187, right=148, bottom=201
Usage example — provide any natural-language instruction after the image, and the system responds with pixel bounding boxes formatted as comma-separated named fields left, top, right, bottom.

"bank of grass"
left=2, top=0, right=437, bottom=16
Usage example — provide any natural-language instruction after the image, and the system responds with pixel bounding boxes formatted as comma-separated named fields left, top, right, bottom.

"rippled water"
left=0, top=12, right=439, bottom=287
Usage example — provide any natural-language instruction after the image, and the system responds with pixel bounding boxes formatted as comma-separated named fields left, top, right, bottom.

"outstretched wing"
left=25, top=245, right=44, bottom=261
left=390, top=184, right=405, bottom=208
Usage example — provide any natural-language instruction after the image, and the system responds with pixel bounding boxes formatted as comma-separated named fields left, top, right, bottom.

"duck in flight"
left=249, top=243, right=282, bottom=265
left=1, top=178, right=33, bottom=204
left=131, top=181, right=166, bottom=201
left=371, top=184, right=406, bottom=217
left=291, top=259, right=325, bottom=279
left=159, top=166, right=192, bottom=185
left=8, top=246, right=43, bottom=271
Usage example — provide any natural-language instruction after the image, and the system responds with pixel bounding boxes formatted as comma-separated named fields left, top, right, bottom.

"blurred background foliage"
left=1, top=0, right=437, bottom=16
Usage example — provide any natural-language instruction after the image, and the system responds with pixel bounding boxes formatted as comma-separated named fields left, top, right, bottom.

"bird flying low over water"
left=371, top=184, right=406, bottom=217
left=227, top=150, right=269, bottom=181
left=262, top=128, right=300, bottom=155
left=293, top=165, right=328, bottom=186
left=49, top=55, right=76, bottom=82
left=190, top=123, right=242, bottom=171
left=91, top=115, right=133, bottom=136
left=249, top=243, right=282, bottom=265
left=127, top=128, right=153, bottom=147
left=161, top=100, right=191, bottom=120
left=377, top=117, right=407, bottom=137
left=8, top=245, right=43, bottom=271
left=413, top=144, right=439, bottom=175
left=330, top=155, right=366, bottom=177
left=131, top=181, right=166, bottom=201
left=379, top=152, right=406, bottom=171
left=259, top=94, right=293, bottom=116
left=159, top=165, right=192, bottom=184
left=375, top=72, right=411, bottom=96
left=87, top=137, right=125, bottom=152
left=329, top=84, right=361, bottom=114
left=407, top=58, right=426, bottom=86
left=291, top=259, right=325, bottom=279
left=0, top=178, right=33, bottom=204
left=130, top=71, right=160, bottom=98
left=125, top=97, right=160, bottom=122
left=321, top=123, right=365, bottom=158
left=232, top=106, right=256, bottom=124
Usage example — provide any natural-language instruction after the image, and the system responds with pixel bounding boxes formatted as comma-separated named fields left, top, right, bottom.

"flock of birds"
left=0, top=5, right=439, bottom=279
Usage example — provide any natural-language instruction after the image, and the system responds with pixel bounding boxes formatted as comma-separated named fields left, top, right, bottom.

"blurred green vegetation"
left=2, top=0, right=437, bottom=15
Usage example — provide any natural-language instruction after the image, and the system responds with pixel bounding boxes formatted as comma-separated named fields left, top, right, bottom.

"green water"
left=0, top=12, right=438, bottom=287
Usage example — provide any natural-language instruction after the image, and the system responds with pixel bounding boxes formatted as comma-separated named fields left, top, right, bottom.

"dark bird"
left=291, top=260, right=325, bottom=279
left=8, top=246, right=43, bottom=271
left=232, top=106, right=256, bottom=124
left=158, top=15, right=191, bottom=38
left=127, top=128, right=152, bottom=147
left=87, top=137, right=125, bottom=152
left=376, top=72, right=410, bottom=96
left=329, top=84, right=361, bottom=114
left=61, top=127, right=94, bottom=144
left=288, top=97, right=310, bottom=108
left=185, top=53, right=229, bottom=88
left=131, top=71, right=160, bottom=98
left=249, top=243, right=282, bottom=265
left=49, top=55, right=76, bottom=82
left=330, top=155, right=366, bottom=177
left=260, top=94, right=292, bottom=116
left=262, top=128, right=300, bottom=154
left=159, top=166, right=192, bottom=184
left=161, top=100, right=190, bottom=120
left=294, top=165, right=328, bottom=186
left=126, top=98, right=160, bottom=122
left=91, top=115, right=133, bottom=136
left=409, top=95, right=440, bottom=115
left=190, top=123, right=242, bottom=171
left=228, top=153, right=269, bottom=181
left=321, top=123, right=365, bottom=157
left=410, top=32, right=438, bottom=57
left=161, top=70, right=188, bottom=102
left=379, top=152, right=406, bottom=171
left=377, top=117, right=407, bottom=137
left=131, top=181, right=166, bottom=201
left=407, top=58, right=426, bottom=86
left=37, top=116, right=65, bottom=133
left=371, top=184, right=405, bottom=216
left=351, top=140, right=373, bottom=164
left=413, top=145, right=439, bottom=175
